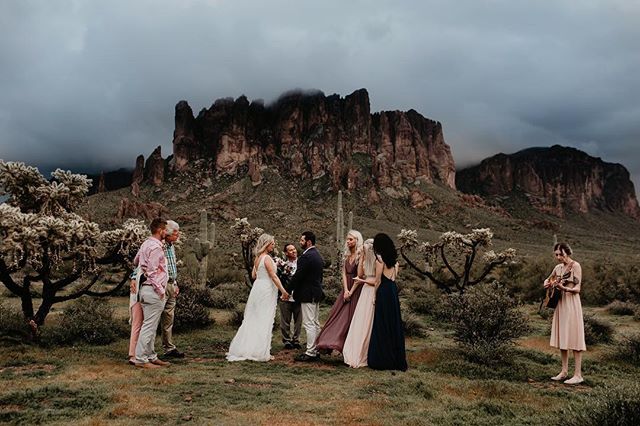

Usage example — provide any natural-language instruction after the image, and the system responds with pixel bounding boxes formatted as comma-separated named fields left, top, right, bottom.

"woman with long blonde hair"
left=342, top=238, right=377, bottom=367
left=315, top=230, right=364, bottom=353
left=227, top=233, right=290, bottom=361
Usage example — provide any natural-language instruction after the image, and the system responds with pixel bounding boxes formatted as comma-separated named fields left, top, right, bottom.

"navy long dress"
left=367, top=273, right=407, bottom=371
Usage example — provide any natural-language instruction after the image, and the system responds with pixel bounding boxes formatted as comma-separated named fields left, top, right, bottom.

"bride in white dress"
left=227, top=233, right=290, bottom=362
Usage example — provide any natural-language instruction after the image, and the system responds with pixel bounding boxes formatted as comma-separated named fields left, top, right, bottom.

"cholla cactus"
left=0, top=160, right=148, bottom=330
left=231, top=217, right=264, bottom=288
left=398, top=227, right=516, bottom=294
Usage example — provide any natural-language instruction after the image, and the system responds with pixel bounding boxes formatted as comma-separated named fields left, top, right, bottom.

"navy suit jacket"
left=287, top=247, right=324, bottom=303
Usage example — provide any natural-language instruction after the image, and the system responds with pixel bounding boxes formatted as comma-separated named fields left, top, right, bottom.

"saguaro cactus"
left=347, top=210, right=353, bottom=234
left=194, top=209, right=215, bottom=287
left=336, top=190, right=345, bottom=248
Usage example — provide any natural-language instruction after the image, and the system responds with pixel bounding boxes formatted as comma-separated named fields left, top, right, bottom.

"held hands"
left=344, top=289, right=351, bottom=301
left=280, top=290, right=290, bottom=301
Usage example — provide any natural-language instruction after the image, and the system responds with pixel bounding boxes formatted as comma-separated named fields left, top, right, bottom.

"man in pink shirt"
left=133, top=218, right=171, bottom=369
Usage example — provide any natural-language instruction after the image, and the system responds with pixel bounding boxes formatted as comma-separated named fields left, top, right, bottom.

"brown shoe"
left=151, top=359, right=171, bottom=366
left=135, top=362, right=161, bottom=369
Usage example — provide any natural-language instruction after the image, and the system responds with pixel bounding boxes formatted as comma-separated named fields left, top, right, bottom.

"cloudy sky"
left=1, top=0, right=639, bottom=187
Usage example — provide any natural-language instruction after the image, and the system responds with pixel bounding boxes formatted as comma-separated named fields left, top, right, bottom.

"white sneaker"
left=551, top=373, right=568, bottom=381
left=564, top=376, right=584, bottom=385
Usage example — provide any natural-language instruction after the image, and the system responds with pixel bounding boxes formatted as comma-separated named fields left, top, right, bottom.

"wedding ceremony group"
left=129, top=217, right=586, bottom=384
left=129, top=217, right=407, bottom=372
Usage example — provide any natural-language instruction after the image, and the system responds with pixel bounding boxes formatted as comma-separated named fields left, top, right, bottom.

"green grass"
left=2, top=163, right=639, bottom=424
left=1, top=297, right=639, bottom=425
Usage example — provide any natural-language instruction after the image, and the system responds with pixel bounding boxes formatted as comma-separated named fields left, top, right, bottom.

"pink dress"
left=315, top=258, right=361, bottom=353
left=342, top=279, right=376, bottom=368
left=549, top=261, right=586, bottom=351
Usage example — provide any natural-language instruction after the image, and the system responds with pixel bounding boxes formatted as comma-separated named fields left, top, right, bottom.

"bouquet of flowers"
left=275, top=256, right=295, bottom=277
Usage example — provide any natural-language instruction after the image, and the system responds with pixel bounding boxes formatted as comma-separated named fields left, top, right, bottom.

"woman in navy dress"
left=354, top=233, right=407, bottom=371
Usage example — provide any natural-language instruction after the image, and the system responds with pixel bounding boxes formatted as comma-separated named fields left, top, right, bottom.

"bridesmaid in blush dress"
left=545, top=242, right=586, bottom=385
left=316, top=230, right=364, bottom=354
left=342, top=239, right=377, bottom=368
left=359, top=233, right=407, bottom=371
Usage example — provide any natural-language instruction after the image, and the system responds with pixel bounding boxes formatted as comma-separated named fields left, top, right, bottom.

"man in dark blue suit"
left=287, top=231, right=324, bottom=361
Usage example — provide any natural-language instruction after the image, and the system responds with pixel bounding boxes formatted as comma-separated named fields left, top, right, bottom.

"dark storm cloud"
left=0, top=0, right=638, bottom=187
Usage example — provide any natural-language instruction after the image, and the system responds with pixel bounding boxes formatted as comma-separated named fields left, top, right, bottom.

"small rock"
left=184, top=396, right=192, bottom=402
left=181, top=414, right=193, bottom=421
left=225, top=378, right=235, bottom=384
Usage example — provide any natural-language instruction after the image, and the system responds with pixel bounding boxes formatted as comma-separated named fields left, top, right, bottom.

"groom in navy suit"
left=287, top=231, right=324, bottom=361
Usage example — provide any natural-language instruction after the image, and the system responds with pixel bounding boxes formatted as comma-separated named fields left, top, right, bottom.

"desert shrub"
left=321, top=276, right=340, bottom=306
left=407, top=287, right=442, bottom=316
left=174, top=285, right=214, bottom=331
left=231, top=304, right=245, bottom=326
left=583, top=313, right=614, bottom=345
left=538, top=307, right=553, bottom=321
left=43, top=298, right=127, bottom=345
left=401, top=308, right=427, bottom=337
left=187, top=286, right=216, bottom=307
left=584, top=261, right=640, bottom=305
left=209, top=268, right=245, bottom=287
left=208, top=283, right=247, bottom=309
left=0, top=301, right=30, bottom=342
left=564, top=383, right=640, bottom=426
left=443, top=282, right=530, bottom=363
left=606, top=300, right=637, bottom=316
left=498, top=256, right=553, bottom=303
left=610, top=333, right=640, bottom=366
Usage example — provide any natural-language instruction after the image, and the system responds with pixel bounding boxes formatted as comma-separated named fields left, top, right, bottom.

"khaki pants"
left=301, top=302, right=321, bottom=356
left=161, top=286, right=177, bottom=353
left=135, top=286, right=167, bottom=364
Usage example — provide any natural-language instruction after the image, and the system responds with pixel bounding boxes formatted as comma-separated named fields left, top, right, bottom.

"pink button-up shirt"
left=133, top=236, right=168, bottom=297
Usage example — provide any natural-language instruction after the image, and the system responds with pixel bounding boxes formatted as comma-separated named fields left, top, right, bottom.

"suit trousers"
left=301, top=302, right=321, bottom=356
left=161, top=282, right=177, bottom=352
left=135, top=286, right=167, bottom=364
left=279, top=300, right=302, bottom=344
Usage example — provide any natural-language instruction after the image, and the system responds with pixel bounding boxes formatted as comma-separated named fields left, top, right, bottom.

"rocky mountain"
left=87, top=168, right=133, bottom=194
left=456, top=145, right=640, bottom=220
left=137, top=89, right=456, bottom=196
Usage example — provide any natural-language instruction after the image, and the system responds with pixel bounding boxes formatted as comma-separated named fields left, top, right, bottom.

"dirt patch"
left=110, top=389, right=176, bottom=418
left=518, top=336, right=556, bottom=353
left=408, top=348, right=440, bottom=365
left=337, top=399, right=385, bottom=425
left=270, top=350, right=341, bottom=370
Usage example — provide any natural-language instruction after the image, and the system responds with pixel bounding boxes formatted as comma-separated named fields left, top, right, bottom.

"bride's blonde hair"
left=362, top=238, right=376, bottom=277
left=254, top=233, right=275, bottom=257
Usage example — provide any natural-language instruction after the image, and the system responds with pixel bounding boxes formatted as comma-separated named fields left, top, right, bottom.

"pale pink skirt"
left=343, top=285, right=376, bottom=368
left=550, top=292, right=586, bottom=351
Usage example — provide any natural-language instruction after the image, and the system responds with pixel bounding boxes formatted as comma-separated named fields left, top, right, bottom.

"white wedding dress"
left=226, top=255, right=278, bottom=361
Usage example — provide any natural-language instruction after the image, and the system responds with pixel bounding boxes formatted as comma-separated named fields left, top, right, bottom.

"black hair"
left=283, top=243, right=296, bottom=252
left=373, top=233, right=398, bottom=268
left=301, top=231, right=316, bottom=245
left=554, top=242, right=572, bottom=256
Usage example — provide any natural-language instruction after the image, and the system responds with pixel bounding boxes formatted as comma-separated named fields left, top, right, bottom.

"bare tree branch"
left=52, top=274, right=102, bottom=303
left=439, top=245, right=460, bottom=282
left=0, top=259, right=24, bottom=296
left=86, top=273, right=129, bottom=297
